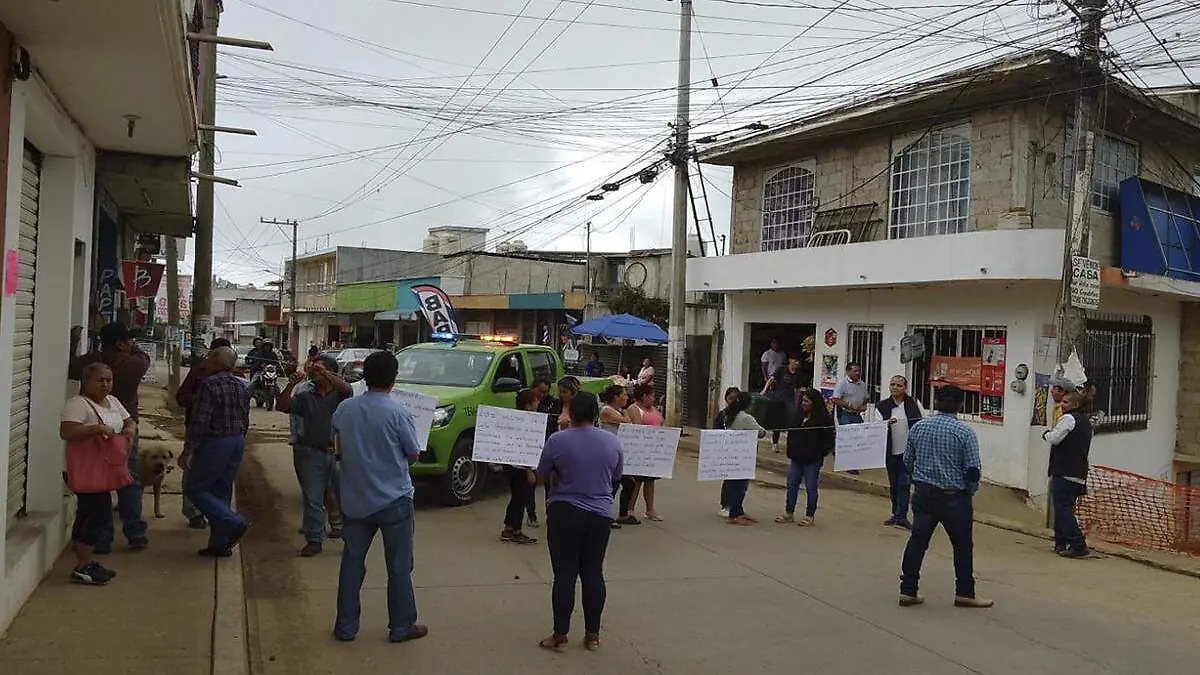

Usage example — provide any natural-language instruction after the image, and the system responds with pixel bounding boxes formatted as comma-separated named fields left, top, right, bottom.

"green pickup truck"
left=388, top=336, right=610, bottom=506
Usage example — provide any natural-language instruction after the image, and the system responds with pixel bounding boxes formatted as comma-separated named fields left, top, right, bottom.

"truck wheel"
left=438, top=435, right=484, bottom=507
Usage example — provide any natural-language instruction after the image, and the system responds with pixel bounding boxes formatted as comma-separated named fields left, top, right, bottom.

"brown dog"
left=137, top=444, right=176, bottom=518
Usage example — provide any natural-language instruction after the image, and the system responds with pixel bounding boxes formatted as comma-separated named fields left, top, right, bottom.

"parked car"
left=378, top=336, right=610, bottom=506
left=337, top=348, right=381, bottom=382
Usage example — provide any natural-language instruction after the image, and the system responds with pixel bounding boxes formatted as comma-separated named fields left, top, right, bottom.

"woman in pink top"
left=555, top=377, right=580, bottom=432
left=625, top=384, right=665, bottom=521
left=636, top=357, right=655, bottom=387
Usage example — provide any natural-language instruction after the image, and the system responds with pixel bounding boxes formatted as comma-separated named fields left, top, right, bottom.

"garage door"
left=7, top=143, right=40, bottom=530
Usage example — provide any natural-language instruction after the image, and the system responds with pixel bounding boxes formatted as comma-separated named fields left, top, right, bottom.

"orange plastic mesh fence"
left=1076, top=466, right=1200, bottom=556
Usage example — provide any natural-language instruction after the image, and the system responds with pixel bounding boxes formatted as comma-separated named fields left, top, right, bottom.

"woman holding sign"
left=777, top=389, right=836, bottom=526
left=724, top=392, right=768, bottom=526
left=501, top=390, right=540, bottom=545
left=536, top=391, right=623, bottom=652
left=625, top=384, right=665, bottom=522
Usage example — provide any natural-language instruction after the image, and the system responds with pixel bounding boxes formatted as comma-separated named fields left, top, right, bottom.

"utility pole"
left=665, top=0, right=693, bottom=428
left=585, top=220, right=592, bottom=313
left=1056, top=0, right=1107, bottom=368
left=165, top=236, right=181, bottom=406
left=262, top=218, right=299, bottom=351
left=191, top=0, right=220, bottom=358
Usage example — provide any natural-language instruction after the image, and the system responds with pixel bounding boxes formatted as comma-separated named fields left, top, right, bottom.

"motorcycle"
left=251, top=364, right=279, bottom=411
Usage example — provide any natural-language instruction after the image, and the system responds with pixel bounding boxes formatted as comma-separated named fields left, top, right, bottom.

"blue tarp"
left=570, top=313, right=668, bottom=344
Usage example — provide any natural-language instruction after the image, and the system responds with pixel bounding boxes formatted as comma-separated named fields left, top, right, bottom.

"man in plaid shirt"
left=898, top=385, right=992, bottom=609
left=184, top=346, right=251, bottom=557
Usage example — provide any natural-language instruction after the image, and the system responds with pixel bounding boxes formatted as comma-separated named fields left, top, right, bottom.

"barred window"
left=889, top=125, right=971, bottom=239
left=1063, top=127, right=1139, bottom=213
left=761, top=165, right=816, bottom=251
left=908, top=324, right=1007, bottom=424
left=1083, top=313, right=1152, bottom=433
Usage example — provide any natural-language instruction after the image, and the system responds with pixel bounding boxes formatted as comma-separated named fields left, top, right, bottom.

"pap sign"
left=1070, top=256, right=1100, bottom=310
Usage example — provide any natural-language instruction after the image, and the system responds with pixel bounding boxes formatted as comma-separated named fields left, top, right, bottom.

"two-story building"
left=0, top=1, right=197, bottom=633
left=687, top=50, right=1200, bottom=501
left=212, top=284, right=281, bottom=346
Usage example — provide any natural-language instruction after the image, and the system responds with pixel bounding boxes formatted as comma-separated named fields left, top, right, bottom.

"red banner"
left=929, top=355, right=982, bottom=392
left=120, top=261, right=165, bottom=299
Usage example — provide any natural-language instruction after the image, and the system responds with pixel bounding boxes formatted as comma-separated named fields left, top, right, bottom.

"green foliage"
left=606, top=284, right=670, bottom=328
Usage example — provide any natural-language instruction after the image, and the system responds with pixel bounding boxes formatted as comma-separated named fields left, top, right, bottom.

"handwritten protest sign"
left=617, top=424, right=682, bottom=479
left=347, top=382, right=438, bottom=451
left=390, top=389, right=438, bottom=452
left=833, top=421, right=889, bottom=472
left=473, top=405, right=547, bottom=468
left=697, top=429, right=759, bottom=481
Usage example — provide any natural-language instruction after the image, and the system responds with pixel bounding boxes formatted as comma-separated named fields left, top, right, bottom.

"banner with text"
left=617, top=424, right=682, bottom=479
left=473, top=405, right=547, bottom=468
left=697, top=429, right=759, bottom=481
left=833, top=421, right=889, bottom=472
left=410, top=284, right=461, bottom=335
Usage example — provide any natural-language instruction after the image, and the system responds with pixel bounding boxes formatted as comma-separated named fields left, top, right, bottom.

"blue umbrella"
left=570, top=313, right=668, bottom=344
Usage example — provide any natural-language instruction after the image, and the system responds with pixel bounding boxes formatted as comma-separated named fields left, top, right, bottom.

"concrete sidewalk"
left=677, top=428, right=1200, bottom=578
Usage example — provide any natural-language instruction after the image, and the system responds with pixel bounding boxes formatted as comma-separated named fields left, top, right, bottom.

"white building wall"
left=723, top=282, right=1181, bottom=494
left=0, top=77, right=96, bottom=635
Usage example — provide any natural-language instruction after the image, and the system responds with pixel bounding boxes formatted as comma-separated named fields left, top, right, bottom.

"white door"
left=7, top=143, right=40, bottom=530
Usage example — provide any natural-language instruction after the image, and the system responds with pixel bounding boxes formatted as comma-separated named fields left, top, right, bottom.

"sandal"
left=773, top=514, right=794, bottom=523
left=616, top=515, right=641, bottom=526
left=539, top=635, right=569, bottom=652
left=585, top=633, right=601, bottom=651
left=644, top=512, right=663, bottom=522
left=728, top=515, right=755, bottom=526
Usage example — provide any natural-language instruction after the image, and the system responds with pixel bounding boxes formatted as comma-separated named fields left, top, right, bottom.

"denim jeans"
left=98, top=436, right=147, bottom=550
left=885, top=453, right=911, bottom=521
left=546, top=502, right=612, bottom=636
left=785, top=460, right=822, bottom=518
left=293, top=447, right=343, bottom=531
left=297, top=446, right=341, bottom=543
left=726, top=479, right=751, bottom=518
left=184, top=435, right=248, bottom=550
left=1050, top=476, right=1087, bottom=550
left=335, top=496, right=417, bottom=640
left=900, top=486, right=976, bottom=598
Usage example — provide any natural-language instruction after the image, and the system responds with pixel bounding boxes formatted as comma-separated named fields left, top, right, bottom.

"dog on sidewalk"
left=137, top=442, right=177, bottom=519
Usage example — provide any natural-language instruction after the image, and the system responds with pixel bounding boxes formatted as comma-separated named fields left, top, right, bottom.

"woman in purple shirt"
left=536, top=391, right=624, bottom=653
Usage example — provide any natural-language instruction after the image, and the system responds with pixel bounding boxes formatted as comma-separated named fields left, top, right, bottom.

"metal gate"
left=848, top=324, right=884, bottom=404
left=8, top=143, right=41, bottom=529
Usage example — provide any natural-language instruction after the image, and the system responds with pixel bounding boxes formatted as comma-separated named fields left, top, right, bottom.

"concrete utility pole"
left=665, top=0, right=693, bottom=428
left=1056, top=0, right=1107, bottom=367
left=190, top=0, right=220, bottom=357
left=261, top=218, right=299, bottom=351
left=166, top=236, right=181, bottom=406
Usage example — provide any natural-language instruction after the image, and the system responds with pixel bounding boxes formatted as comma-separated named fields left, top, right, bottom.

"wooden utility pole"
left=261, top=218, right=299, bottom=350
left=1056, top=0, right=1108, bottom=368
left=665, top=0, right=693, bottom=428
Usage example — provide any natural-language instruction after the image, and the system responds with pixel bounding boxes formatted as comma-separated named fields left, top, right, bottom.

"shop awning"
left=374, top=309, right=418, bottom=321
left=97, top=151, right=194, bottom=238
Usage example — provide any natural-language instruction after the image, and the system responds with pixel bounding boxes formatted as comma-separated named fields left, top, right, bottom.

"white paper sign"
left=833, top=421, right=889, bottom=472
left=697, top=429, right=759, bottom=481
left=473, top=405, right=547, bottom=468
left=617, top=425, right=682, bottom=479
left=346, top=381, right=437, bottom=451
left=1070, top=255, right=1100, bottom=310
left=390, top=388, right=438, bottom=453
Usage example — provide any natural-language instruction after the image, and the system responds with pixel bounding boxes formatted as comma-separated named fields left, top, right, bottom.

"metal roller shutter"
left=7, top=143, right=40, bottom=530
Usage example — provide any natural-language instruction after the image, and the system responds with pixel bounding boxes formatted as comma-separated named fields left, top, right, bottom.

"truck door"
left=528, top=349, right=557, bottom=383
left=487, top=350, right=527, bottom=409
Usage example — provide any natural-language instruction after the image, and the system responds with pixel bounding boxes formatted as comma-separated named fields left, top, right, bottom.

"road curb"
left=678, top=435, right=1200, bottom=579
left=212, top=496, right=251, bottom=675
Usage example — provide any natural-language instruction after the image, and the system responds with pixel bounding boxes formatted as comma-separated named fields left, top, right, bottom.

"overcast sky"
left=205, top=0, right=1198, bottom=286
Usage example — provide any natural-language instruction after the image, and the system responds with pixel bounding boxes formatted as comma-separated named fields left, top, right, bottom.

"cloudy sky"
left=205, top=0, right=1198, bottom=285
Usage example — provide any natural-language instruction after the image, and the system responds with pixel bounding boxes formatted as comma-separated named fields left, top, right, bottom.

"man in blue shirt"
left=331, top=351, right=428, bottom=644
left=898, top=385, right=992, bottom=609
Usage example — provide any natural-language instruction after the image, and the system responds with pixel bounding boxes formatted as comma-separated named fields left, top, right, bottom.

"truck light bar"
left=430, top=332, right=520, bottom=346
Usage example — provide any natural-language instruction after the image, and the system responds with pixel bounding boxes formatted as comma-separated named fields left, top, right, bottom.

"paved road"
left=237, top=411, right=1198, bottom=675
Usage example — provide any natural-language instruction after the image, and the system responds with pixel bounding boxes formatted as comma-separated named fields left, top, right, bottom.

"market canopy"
left=570, top=313, right=668, bottom=344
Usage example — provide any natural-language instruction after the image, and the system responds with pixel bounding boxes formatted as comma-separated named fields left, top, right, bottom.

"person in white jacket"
left=723, top=392, right=767, bottom=525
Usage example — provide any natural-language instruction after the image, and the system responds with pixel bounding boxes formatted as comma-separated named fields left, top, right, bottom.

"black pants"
left=547, top=502, right=612, bottom=636
left=504, top=468, right=534, bottom=530
left=900, top=486, right=975, bottom=598
left=72, top=492, right=114, bottom=547
left=720, top=480, right=733, bottom=509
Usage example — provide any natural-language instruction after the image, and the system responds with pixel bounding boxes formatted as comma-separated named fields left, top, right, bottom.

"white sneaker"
left=718, top=507, right=730, bottom=518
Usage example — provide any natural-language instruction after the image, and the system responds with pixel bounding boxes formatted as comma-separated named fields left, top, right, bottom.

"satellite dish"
left=624, top=261, right=648, bottom=289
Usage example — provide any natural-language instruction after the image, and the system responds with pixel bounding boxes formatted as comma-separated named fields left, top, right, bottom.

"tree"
left=606, top=284, right=670, bottom=328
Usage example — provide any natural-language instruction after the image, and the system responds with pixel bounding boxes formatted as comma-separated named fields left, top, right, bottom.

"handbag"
left=64, top=399, right=133, bottom=494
